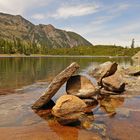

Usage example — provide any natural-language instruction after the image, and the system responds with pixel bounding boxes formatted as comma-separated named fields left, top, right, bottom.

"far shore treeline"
left=0, top=38, right=140, bottom=56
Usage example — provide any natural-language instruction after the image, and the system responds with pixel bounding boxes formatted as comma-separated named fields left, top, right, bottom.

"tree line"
left=0, top=38, right=140, bottom=56
left=0, top=38, right=47, bottom=55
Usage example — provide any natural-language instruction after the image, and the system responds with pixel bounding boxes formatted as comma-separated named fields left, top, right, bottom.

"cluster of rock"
left=32, top=61, right=140, bottom=125
left=91, top=61, right=125, bottom=96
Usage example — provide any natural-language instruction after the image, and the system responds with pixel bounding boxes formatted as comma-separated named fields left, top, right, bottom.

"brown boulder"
left=66, top=75, right=98, bottom=98
left=102, top=72, right=125, bottom=92
left=90, top=61, right=118, bottom=86
left=52, top=95, right=87, bottom=124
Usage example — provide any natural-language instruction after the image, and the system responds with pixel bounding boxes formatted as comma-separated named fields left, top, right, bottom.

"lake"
left=0, top=56, right=140, bottom=140
left=0, top=57, right=133, bottom=90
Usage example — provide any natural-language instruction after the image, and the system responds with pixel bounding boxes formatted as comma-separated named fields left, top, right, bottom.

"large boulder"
left=102, top=72, right=125, bottom=92
left=52, top=95, right=87, bottom=125
left=90, top=61, right=118, bottom=86
left=66, top=75, right=98, bottom=98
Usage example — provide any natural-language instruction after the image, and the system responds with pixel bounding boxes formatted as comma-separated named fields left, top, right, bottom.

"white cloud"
left=114, top=22, right=140, bottom=33
left=32, top=14, right=45, bottom=20
left=0, top=0, right=139, bottom=46
left=51, top=3, right=99, bottom=19
left=63, top=19, right=140, bottom=46
left=0, top=0, right=51, bottom=15
left=63, top=14, right=115, bottom=36
left=63, top=2, right=140, bottom=46
left=88, top=21, right=140, bottom=46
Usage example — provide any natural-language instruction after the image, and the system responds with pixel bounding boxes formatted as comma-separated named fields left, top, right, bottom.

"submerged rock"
left=81, top=115, right=95, bottom=130
left=102, top=72, right=125, bottom=92
left=66, top=75, right=98, bottom=98
left=92, top=123, right=107, bottom=137
left=116, top=108, right=130, bottom=118
left=90, top=61, right=118, bottom=86
left=52, top=95, right=87, bottom=125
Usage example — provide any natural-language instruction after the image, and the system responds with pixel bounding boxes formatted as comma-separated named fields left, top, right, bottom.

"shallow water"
left=0, top=57, right=140, bottom=140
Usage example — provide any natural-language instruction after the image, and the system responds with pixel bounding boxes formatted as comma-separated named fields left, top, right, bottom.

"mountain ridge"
left=0, top=12, right=93, bottom=48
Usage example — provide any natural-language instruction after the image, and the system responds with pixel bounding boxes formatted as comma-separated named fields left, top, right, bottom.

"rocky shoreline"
left=32, top=61, right=140, bottom=127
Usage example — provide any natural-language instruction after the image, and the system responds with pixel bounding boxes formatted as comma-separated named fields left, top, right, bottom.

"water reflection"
left=0, top=56, right=140, bottom=140
left=100, top=96, right=124, bottom=114
left=0, top=57, right=132, bottom=91
left=35, top=106, right=101, bottom=140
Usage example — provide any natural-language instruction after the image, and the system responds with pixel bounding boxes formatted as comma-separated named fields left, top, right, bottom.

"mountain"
left=0, top=12, right=93, bottom=48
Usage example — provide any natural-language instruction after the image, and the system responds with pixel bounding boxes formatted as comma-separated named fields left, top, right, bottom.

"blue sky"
left=0, top=0, right=140, bottom=46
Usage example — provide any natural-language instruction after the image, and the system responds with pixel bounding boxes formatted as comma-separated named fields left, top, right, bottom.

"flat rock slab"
left=32, top=62, right=80, bottom=109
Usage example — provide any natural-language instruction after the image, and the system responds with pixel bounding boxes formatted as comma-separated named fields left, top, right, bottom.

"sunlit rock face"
left=52, top=95, right=87, bottom=125
left=0, top=12, right=93, bottom=48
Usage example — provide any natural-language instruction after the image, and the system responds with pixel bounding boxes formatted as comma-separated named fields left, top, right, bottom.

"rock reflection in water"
left=35, top=107, right=101, bottom=140
left=100, top=96, right=124, bottom=114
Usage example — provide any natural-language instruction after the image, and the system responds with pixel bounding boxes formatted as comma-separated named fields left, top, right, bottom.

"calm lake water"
left=0, top=56, right=140, bottom=140
left=0, top=57, right=133, bottom=90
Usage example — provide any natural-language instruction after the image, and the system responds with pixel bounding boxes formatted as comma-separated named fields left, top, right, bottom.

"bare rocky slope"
left=0, top=12, right=93, bottom=48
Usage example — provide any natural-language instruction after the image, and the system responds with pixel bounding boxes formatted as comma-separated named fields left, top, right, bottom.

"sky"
left=0, top=0, right=140, bottom=47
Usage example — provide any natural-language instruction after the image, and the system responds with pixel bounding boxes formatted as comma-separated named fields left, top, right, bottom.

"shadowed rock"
left=100, top=88, right=124, bottom=96
left=66, top=75, right=98, bottom=98
left=90, top=61, right=118, bottom=86
left=52, top=95, right=87, bottom=125
left=32, top=62, right=80, bottom=109
left=102, top=72, right=125, bottom=92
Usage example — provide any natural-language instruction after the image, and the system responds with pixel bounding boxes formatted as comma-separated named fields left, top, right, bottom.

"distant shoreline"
left=0, top=54, right=131, bottom=58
